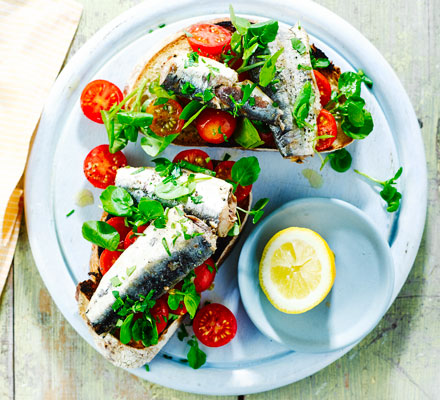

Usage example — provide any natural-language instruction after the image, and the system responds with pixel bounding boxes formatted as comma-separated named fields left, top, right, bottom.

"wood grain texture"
left=1, top=0, right=438, bottom=399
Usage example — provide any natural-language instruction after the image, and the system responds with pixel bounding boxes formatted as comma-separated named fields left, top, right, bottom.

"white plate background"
left=25, top=0, right=427, bottom=395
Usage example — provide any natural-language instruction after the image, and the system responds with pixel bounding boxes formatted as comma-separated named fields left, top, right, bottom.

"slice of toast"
left=124, top=19, right=352, bottom=156
left=76, top=191, right=251, bottom=369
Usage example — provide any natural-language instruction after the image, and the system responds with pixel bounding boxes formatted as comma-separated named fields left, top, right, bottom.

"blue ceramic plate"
left=238, top=198, right=395, bottom=353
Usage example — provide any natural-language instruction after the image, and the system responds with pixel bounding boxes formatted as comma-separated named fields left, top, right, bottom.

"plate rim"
left=24, top=0, right=427, bottom=395
left=238, top=197, right=395, bottom=352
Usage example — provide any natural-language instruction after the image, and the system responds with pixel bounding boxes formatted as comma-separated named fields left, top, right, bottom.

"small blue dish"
left=238, top=197, right=395, bottom=353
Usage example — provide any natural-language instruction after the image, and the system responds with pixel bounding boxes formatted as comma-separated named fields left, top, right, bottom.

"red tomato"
left=315, top=109, right=338, bottom=152
left=187, top=24, right=231, bottom=57
left=146, top=99, right=184, bottom=136
left=99, top=249, right=122, bottom=276
left=83, top=144, right=127, bottom=189
left=195, top=108, right=236, bottom=144
left=193, top=303, right=237, bottom=347
left=80, top=80, right=123, bottom=123
left=215, top=161, right=252, bottom=202
left=173, top=149, right=214, bottom=170
left=150, top=295, right=170, bottom=334
left=106, top=217, right=131, bottom=241
left=123, top=224, right=149, bottom=249
left=194, top=258, right=216, bottom=293
left=313, top=70, right=332, bottom=107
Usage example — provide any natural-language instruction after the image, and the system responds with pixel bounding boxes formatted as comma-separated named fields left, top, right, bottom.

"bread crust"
left=124, top=19, right=353, bottom=156
left=76, top=192, right=251, bottom=368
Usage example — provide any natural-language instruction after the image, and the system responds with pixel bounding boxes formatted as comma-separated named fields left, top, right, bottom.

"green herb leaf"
left=66, top=209, right=75, bottom=217
left=341, top=109, right=374, bottom=140
left=116, top=111, right=153, bottom=127
left=321, top=149, right=352, bottom=173
left=310, top=54, right=330, bottom=69
left=140, top=129, right=179, bottom=157
left=138, top=198, right=165, bottom=222
left=338, top=71, right=362, bottom=98
left=100, top=186, right=134, bottom=216
left=110, top=276, right=122, bottom=287
left=357, top=69, right=373, bottom=88
left=162, top=237, right=171, bottom=256
left=177, top=324, right=189, bottom=341
left=227, top=222, right=240, bottom=237
left=82, top=221, right=120, bottom=250
left=231, top=156, right=261, bottom=186
left=126, top=266, right=136, bottom=277
left=354, top=167, right=403, bottom=212
left=291, top=37, right=306, bottom=55
left=120, top=314, right=134, bottom=344
left=248, top=20, right=279, bottom=45
left=229, top=5, right=250, bottom=35
left=184, top=291, right=200, bottom=319
left=259, top=48, right=284, bottom=87
left=234, top=118, right=265, bottom=149
left=292, top=82, right=313, bottom=129
left=187, top=338, right=207, bottom=369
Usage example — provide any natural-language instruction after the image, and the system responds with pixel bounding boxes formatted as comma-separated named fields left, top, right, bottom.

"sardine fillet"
left=116, top=166, right=237, bottom=237
left=250, top=24, right=322, bottom=158
left=85, top=207, right=216, bottom=334
left=160, top=54, right=283, bottom=125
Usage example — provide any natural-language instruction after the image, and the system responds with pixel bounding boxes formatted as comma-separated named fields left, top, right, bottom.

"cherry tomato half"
left=215, top=161, right=252, bottom=202
left=80, top=80, right=123, bottom=123
left=194, top=258, right=216, bottom=293
left=106, top=217, right=132, bottom=242
left=313, top=70, right=332, bottom=107
left=146, top=99, right=185, bottom=136
left=195, top=108, right=236, bottom=144
left=123, top=224, right=149, bottom=249
left=83, top=144, right=127, bottom=189
left=187, top=23, right=232, bottom=57
left=99, top=248, right=122, bottom=276
left=315, top=109, right=338, bottom=152
left=150, top=295, right=170, bottom=334
left=173, top=149, right=214, bottom=170
left=193, top=303, right=237, bottom=347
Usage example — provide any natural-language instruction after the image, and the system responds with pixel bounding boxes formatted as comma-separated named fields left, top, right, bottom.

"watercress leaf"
left=227, top=222, right=240, bottom=237
left=184, top=291, right=200, bottom=319
left=138, top=198, right=164, bottom=221
left=119, top=313, right=134, bottom=344
left=329, top=149, right=352, bottom=173
left=149, top=79, right=176, bottom=100
left=347, top=101, right=365, bottom=127
left=154, top=181, right=192, bottom=200
left=242, top=41, right=259, bottom=61
left=259, top=48, right=284, bottom=87
left=292, top=82, right=312, bottom=128
left=82, top=221, right=120, bottom=250
left=109, top=120, right=128, bottom=153
left=392, top=167, right=403, bottom=182
left=253, top=197, right=269, bottom=212
left=117, top=111, right=153, bottom=127
left=338, top=71, right=361, bottom=97
left=187, top=338, right=207, bottom=369
left=140, top=129, right=179, bottom=157
left=357, top=69, right=373, bottom=88
left=179, top=100, right=205, bottom=120
left=311, top=56, right=330, bottom=69
left=341, top=110, right=374, bottom=140
left=234, top=118, right=265, bottom=149
left=249, top=20, right=279, bottom=45
left=231, top=156, right=261, bottom=186
left=168, top=293, right=182, bottom=311
left=229, top=4, right=250, bottom=35
left=230, top=31, right=242, bottom=53
left=291, top=37, right=306, bottom=55
left=124, top=125, right=138, bottom=142
left=100, top=186, right=134, bottom=216
left=131, top=318, right=145, bottom=342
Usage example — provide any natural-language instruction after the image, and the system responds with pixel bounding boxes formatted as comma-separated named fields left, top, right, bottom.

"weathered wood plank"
left=0, top=269, right=13, bottom=400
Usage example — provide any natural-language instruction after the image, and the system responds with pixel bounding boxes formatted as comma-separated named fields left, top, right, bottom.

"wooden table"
left=1, top=0, right=438, bottom=398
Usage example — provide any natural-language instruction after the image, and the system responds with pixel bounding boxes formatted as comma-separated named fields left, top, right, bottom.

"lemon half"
left=259, top=227, right=335, bottom=314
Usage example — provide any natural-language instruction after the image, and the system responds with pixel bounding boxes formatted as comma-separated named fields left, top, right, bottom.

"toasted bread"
left=124, top=19, right=352, bottom=156
left=76, top=192, right=251, bottom=369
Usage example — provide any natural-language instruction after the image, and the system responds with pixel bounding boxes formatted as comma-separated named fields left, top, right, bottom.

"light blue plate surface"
left=25, top=0, right=426, bottom=395
left=238, top=198, right=395, bottom=353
